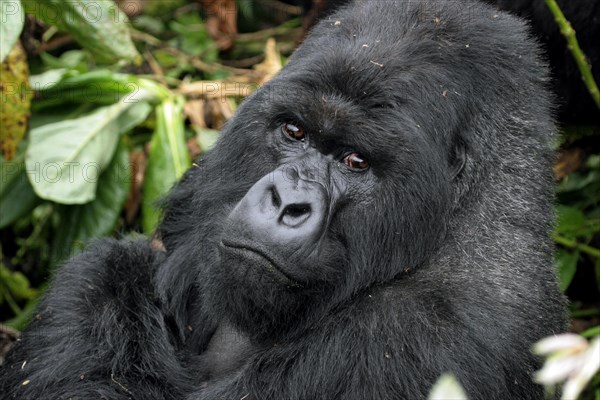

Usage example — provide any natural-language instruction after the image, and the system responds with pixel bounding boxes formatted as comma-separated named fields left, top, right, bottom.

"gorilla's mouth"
left=219, top=239, right=301, bottom=285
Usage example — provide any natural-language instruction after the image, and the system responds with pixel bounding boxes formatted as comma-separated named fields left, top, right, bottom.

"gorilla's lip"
left=219, top=239, right=301, bottom=285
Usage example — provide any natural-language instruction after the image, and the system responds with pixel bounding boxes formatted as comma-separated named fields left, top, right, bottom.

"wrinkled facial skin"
left=205, top=75, right=460, bottom=338
left=220, top=132, right=352, bottom=286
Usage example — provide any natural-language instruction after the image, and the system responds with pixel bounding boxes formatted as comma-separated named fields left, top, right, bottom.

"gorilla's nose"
left=226, top=169, right=328, bottom=249
left=258, top=171, right=326, bottom=238
left=269, top=183, right=313, bottom=228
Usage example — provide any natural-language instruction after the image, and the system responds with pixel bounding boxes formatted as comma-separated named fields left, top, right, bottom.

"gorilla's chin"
left=218, top=239, right=302, bottom=287
left=209, top=244, right=319, bottom=339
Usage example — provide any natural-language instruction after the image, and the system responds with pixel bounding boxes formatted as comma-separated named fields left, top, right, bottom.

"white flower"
left=428, top=373, right=468, bottom=400
left=533, top=333, right=600, bottom=400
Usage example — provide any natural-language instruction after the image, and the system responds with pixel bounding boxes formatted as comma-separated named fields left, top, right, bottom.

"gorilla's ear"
left=449, top=137, right=467, bottom=179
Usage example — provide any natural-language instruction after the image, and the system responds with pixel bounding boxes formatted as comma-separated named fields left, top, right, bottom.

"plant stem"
left=554, top=234, right=600, bottom=258
left=545, top=0, right=600, bottom=109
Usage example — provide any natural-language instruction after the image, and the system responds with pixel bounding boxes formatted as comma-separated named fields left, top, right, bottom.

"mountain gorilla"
left=1, top=0, right=567, bottom=399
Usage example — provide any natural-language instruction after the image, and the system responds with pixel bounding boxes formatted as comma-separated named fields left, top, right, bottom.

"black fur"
left=308, top=0, right=600, bottom=123
left=486, top=0, right=600, bottom=123
left=1, top=1, right=567, bottom=399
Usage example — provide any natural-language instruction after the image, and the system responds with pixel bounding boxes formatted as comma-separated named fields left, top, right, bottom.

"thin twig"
left=143, top=50, right=167, bottom=85
left=257, top=0, right=302, bottom=15
left=545, top=0, right=600, bottom=109
left=236, top=21, right=302, bottom=42
left=130, top=29, right=261, bottom=79
left=177, top=80, right=258, bottom=98
left=35, top=35, right=73, bottom=54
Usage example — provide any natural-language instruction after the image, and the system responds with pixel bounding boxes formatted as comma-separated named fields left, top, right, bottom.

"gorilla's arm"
left=0, top=239, right=190, bottom=400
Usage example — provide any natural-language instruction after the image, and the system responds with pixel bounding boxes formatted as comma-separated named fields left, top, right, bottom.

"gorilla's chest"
left=197, top=322, right=254, bottom=383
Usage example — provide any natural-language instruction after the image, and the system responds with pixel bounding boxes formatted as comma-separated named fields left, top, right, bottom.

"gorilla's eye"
left=282, top=123, right=306, bottom=141
left=342, top=153, right=369, bottom=170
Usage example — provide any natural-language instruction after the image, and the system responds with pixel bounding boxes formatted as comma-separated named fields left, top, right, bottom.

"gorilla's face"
left=209, top=66, right=460, bottom=336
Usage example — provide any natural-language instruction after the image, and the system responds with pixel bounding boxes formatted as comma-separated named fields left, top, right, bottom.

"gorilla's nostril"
left=270, top=186, right=281, bottom=208
left=280, top=203, right=312, bottom=227
left=284, top=204, right=311, bottom=217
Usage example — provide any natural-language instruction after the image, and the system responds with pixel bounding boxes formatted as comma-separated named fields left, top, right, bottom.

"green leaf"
left=0, top=0, right=24, bottom=63
left=28, top=103, right=93, bottom=129
left=40, top=50, right=87, bottom=71
left=142, top=97, right=191, bottom=233
left=0, top=158, right=39, bottom=229
left=555, top=205, right=586, bottom=236
left=23, top=0, right=140, bottom=65
left=33, top=70, right=144, bottom=109
left=587, top=154, right=600, bottom=169
left=51, top=141, right=130, bottom=263
left=555, top=250, right=579, bottom=292
left=132, top=15, right=165, bottom=36
left=0, top=264, right=36, bottom=300
left=26, top=97, right=152, bottom=204
left=581, top=325, right=600, bottom=338
left=557, top=170, right=600, bottom=193
left=169, top=13, right=215, bottom=57
left=29, top=68, right=68, bottom=90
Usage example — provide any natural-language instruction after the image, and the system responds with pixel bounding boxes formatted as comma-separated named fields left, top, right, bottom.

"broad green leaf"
left=581, top=326, right=600, bottom=338
left=51, top=141, right=130, bottom=263
left=40, top=50, right=87, bottom=71
left=587, top=154, right=600, bottom=169
left=29, top=68, right=68, bottom=90
left=0, top=264, right=36, bottom=300
left=23, top=0, right=140, bottom=65
left=26, top=96, right=152, bottom=204
left=28, top=103, right=94, bottom=129
left=555, top=206, right=586, bottom=236
left=33, top=70, right=143, bottom=109
left=577, top=219, right=600, bottom=237
left=0, top=42, right=32, bottom=159
left=0, top=0, right=24, bottom=63
left=132, top=15, right=165, bottom=36
left=142, top=97, right=191, bottom=233
left=555, top=250, right=579, bottom=292
left=169, top=13, right=215, bottom=57
left=0, top=158, right=39, bottom=229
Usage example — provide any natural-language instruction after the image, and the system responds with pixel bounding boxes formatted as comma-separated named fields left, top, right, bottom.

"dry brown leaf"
left=184, top=99, right=208, bottom=128
left=200, top=0, right=238, bottom=51
left=187, top=137, right=202, bottom=159
left=124, top=150, right=147, bottom=224
left=204, top=98, right=231, bottom=130
left=554, top=148, right=583, bottom=180
left=254, top=38, right=283, bottom=84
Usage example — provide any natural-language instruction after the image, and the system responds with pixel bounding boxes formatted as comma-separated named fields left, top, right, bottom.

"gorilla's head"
left=160, top=1, right=553, bottom=340
left=214, top=68, right=457, bottom=330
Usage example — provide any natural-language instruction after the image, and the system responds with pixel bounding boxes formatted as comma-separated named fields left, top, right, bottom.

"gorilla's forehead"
left=258, top=74, right=415, bottom=152
left=278, top=0, right=528, bottom=114
left=257, top=61, right=438, bottom=153
left=250, top=0, right=535, bottom=155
